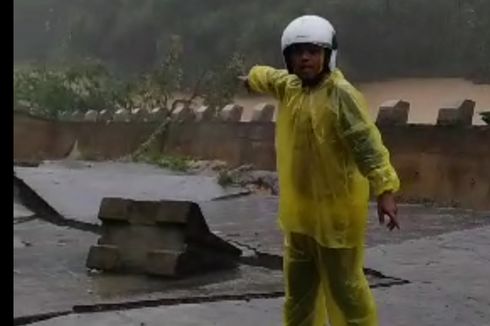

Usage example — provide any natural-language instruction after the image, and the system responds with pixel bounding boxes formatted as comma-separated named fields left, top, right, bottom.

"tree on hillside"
left=13, top=0, right=490, bottom=83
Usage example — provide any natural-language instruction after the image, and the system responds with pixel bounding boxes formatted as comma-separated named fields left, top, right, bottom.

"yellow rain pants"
left=284, top=233, right=377, bottom=326
left=247, top=66, right=400, bottom=325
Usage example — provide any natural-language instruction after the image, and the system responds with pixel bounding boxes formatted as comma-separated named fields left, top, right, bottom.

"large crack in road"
left=14, top=174, right=101, bottom=234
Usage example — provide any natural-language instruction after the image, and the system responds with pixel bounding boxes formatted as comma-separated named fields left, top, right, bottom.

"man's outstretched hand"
left=377, top=191, right=400, bottom=231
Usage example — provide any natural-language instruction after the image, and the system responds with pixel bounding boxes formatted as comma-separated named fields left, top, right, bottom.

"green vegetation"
left=136, top=152, right=191, bottom=172
left=14, top=36, right=244, bottom=118
left=217, top=169, right=235, bottom=187
left=13, top=62, right=126, bottom=118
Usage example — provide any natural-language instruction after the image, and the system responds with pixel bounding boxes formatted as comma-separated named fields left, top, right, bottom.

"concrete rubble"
left=87, top=198, right=241, bottom=276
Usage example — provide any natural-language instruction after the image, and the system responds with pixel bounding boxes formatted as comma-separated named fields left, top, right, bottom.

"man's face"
left=289, top=43, right=326, bottom=82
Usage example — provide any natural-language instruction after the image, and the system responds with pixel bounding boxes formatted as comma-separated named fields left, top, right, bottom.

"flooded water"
left=233, top=78, right=490, bottom=124
left=359, top=78, right=490, bottom=124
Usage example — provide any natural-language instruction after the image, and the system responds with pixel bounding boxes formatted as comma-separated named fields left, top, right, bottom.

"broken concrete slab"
left=14, top=162, right=247, bottom=225
left=87, top=198, right=241, bottom=277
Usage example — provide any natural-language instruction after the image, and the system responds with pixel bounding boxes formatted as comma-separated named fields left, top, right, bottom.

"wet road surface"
left=13, top=161, right=489, bottom=324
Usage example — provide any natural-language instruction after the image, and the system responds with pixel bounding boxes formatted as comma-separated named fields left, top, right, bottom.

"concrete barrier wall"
left=379, top=125, right=489, bottom=209
left=14, top=113, right=82, bottom=160
left=14, top=100, right=490, bottom=209
left=14, top=111, right=158, bottom=160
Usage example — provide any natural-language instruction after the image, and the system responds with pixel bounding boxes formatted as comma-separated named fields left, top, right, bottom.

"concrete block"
left=84, top=110, right=98, bottom=122
left=58, top=111, right=69, bottom=120
left=133, top=200, right=193, bottom=225
left=15, top=100, right=31, bottom=112
left=86, top=245, right=121, bottom=271
left=455, top=99, right=475, bottom=125
left=145, top=250, right=183, bottom=276
left=219, top=104, right=243, bottom=122
left=148, top=107, right=168, bottom=121
left=376, top=100, right=410, bottom=126
left=437, top=99, right=475, bottom=126
left=171, top=104, right=194, bottom=122
left=71, top=110, right=84, bottom=121
left=131, top=108, right=149, bottom=122
left=100, top=198, right=195, bottom=225
left=437, top=108, right=460, bottom=126
left=98, top=109, right=113, bottom=122
left=251, top=103, right=275, bottom=122
left=98, top=197, right=131, bottom=222
left=194, top=105, right=215, bottom=122
left=113, top=109, right=130, bottom=122
left=96, top=224, right=186, bottom=269
left=87, top=198, right=241, bottom=277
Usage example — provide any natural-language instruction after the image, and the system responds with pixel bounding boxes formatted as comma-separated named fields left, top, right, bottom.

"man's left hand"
left=377, top=191, right=400, bottom=231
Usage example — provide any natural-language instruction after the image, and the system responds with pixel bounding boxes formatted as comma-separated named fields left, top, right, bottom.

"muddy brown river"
left=232, top=78, right=490, bottom=124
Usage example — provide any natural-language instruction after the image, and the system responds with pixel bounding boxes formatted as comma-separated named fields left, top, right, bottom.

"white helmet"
left=281, top=15, right=338, bottom=72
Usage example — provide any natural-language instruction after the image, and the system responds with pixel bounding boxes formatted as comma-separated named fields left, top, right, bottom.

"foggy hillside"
left=14, top=0, right=490, bottom=83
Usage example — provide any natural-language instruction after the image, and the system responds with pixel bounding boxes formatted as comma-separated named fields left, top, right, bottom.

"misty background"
left=14, top=0, right=490, bottom=82
left=13, top=0, right=490, bottom=123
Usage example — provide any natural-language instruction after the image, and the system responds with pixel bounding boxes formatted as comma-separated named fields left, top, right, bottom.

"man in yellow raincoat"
left=240, top=15, right=400, bottom=326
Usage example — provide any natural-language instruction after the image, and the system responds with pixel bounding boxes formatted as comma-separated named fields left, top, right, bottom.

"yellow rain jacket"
left=248, top=66, right=400, bottom=248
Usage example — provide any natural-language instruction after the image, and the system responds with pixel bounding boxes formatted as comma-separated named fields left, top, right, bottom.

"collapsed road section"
left=14, top=162, right=413, bottom=326
left=87, top=197, right=242, bottom=277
